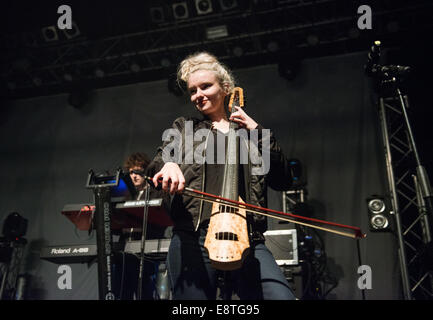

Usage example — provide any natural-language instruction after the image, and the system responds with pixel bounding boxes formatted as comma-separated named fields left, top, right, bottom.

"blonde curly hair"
left=177, top=52, right=235, bottom=94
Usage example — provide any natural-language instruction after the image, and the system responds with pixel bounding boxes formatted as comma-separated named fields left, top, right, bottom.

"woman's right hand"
left=152, top=162, right=185, bottom=194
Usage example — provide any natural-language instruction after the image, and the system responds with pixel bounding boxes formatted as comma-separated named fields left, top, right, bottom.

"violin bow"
left=144, top=176, right=366, bottom=239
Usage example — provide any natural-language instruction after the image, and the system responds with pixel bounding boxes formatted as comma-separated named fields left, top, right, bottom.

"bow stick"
left=144, top=176, right=366, bottom=239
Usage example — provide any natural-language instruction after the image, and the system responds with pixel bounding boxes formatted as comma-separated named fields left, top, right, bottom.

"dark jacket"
left=147, top=116, right=292, bottom=240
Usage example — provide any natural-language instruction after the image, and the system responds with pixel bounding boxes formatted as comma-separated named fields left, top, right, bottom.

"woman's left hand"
left=229, top=106, right=258, bottom=130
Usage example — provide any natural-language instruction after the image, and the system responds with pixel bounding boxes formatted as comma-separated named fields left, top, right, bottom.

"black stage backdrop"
left=1, top=51, right=411, bottom=300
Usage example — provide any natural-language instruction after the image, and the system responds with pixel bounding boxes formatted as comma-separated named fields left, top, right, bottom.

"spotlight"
left=68, top=87, right=91, bottom=109
left=233, top=46, right=244, bottom=57
left=306, top=34, right=319, bottom=46
left=160, top=58, right=171, bottom=68
left=288, top=158, right=304, bottom=187
left=2, top=212, right=28, bottom=241
left=63, top=21, right=81, bottom=39
left=41, top=26, right=59, bottom=42
left=150, top=6, right=165, bottom=23
left=32, top=77, right=42, bottom=86
left=195, top=0, right=213, bottom=15
left=366, top=196, right=391, bottom=231
left=219, top=0, right=238, bottom=11
left=278, top=58, right=300, bottom=82
left=267, top=41, right=279, bottom=52
left=130, top=62, right=141, bottom=73
left=172, top=2, right=189, bottom=20
left=94, top=68, right=105, bottom=78
left=63, top=73, right=73, bottom=82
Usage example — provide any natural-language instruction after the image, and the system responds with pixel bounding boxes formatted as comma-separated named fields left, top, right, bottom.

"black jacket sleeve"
left=256, top=123, right=293, bottom=191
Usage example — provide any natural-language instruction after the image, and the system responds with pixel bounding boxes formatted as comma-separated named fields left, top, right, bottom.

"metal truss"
left=0, top=240, right=27, bottom=300
left=379, top=95, right=433, bottom=300
left=2, top=0, right=433, bottom=98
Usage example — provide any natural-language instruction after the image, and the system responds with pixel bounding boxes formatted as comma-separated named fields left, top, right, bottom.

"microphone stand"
left=137, top=182, right=150, bottom=300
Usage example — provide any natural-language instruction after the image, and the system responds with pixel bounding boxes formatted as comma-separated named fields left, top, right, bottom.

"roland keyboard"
left=40, top=239, right=171, bottom=264
left=40, top=244, right=97, bottom=264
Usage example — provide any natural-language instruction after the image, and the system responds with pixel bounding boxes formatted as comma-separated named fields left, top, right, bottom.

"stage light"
left=267, top=41, right=279, bottom=52
left=206, top=25, right=228, bottom=39
left=94, top=68, right=105, bottom=78
left=160, top=58, right=171, bottom=68
left=2, top=212, right=28, bottom=241
left=68, top=87, right=91, bottom=109
left=220, top=0, right=238, bottom=11
left=150, top=6, right=165, bottom=23
left=63, top=21, right=81, bottom=39
left=195, top=0, right=213, bottom=15
left=130, top=62, right=141, bottom=73
left=63, top=73, right=73, bottom=82
left=278, top=58, right=300, bottom=82
left=63, top=73, right=73, bottom=81
left=41, top=26, right=59, bottom=42
left=366, top=196, right=390, bottom=231
left=32, top=77, right=42, bottom=86
left=172, top=2, right=189, bottom=20
left=306, top=34, right=319, bottom=46
left=233, top=46, right=244, bottom=57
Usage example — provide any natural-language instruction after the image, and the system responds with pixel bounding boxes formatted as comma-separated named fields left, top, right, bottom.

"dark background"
left=0, top=0, right=432, bottom=300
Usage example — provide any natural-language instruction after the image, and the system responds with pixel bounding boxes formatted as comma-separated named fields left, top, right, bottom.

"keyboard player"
left=112, top=152, right=169, bottom=300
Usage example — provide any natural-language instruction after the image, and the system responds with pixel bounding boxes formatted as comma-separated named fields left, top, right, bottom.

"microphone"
left=365, top=40, right=411, bottom=79
left=364, top=40, right=381, bottom=77
left=379, top=65, right=411, bottom=77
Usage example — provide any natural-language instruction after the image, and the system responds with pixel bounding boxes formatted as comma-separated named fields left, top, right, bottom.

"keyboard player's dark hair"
left=123, top=152, right=151, bottom=171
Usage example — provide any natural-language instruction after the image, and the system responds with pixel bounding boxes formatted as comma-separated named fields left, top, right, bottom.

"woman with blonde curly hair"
left=148, top=51, right=296, bottom=300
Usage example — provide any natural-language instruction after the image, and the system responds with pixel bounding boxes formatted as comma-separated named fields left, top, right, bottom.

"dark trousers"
left=166, top=228, right=296, bottom=300
left=112, top=252, right=156, bottom=300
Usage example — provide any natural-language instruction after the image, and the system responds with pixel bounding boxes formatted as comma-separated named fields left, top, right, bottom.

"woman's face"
left=187, top=70, right=227, bottom=116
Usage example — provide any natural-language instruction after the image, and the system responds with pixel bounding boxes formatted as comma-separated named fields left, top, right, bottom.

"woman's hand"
left=153, top=162, right=185, bottom=194
left=229, top=106, right=258, bottom=130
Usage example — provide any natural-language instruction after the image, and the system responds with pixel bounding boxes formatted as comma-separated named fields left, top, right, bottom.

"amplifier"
left=263, top=229, right=298, bottom=266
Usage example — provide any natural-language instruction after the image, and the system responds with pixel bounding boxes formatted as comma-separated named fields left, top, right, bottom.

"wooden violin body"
left=205, top=197, right=250, bottom=270
left=204, top=87, right=250, bottom=271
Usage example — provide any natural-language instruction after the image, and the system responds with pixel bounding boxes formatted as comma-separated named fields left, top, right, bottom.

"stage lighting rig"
left=366, top=196, right=391, bottom=231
